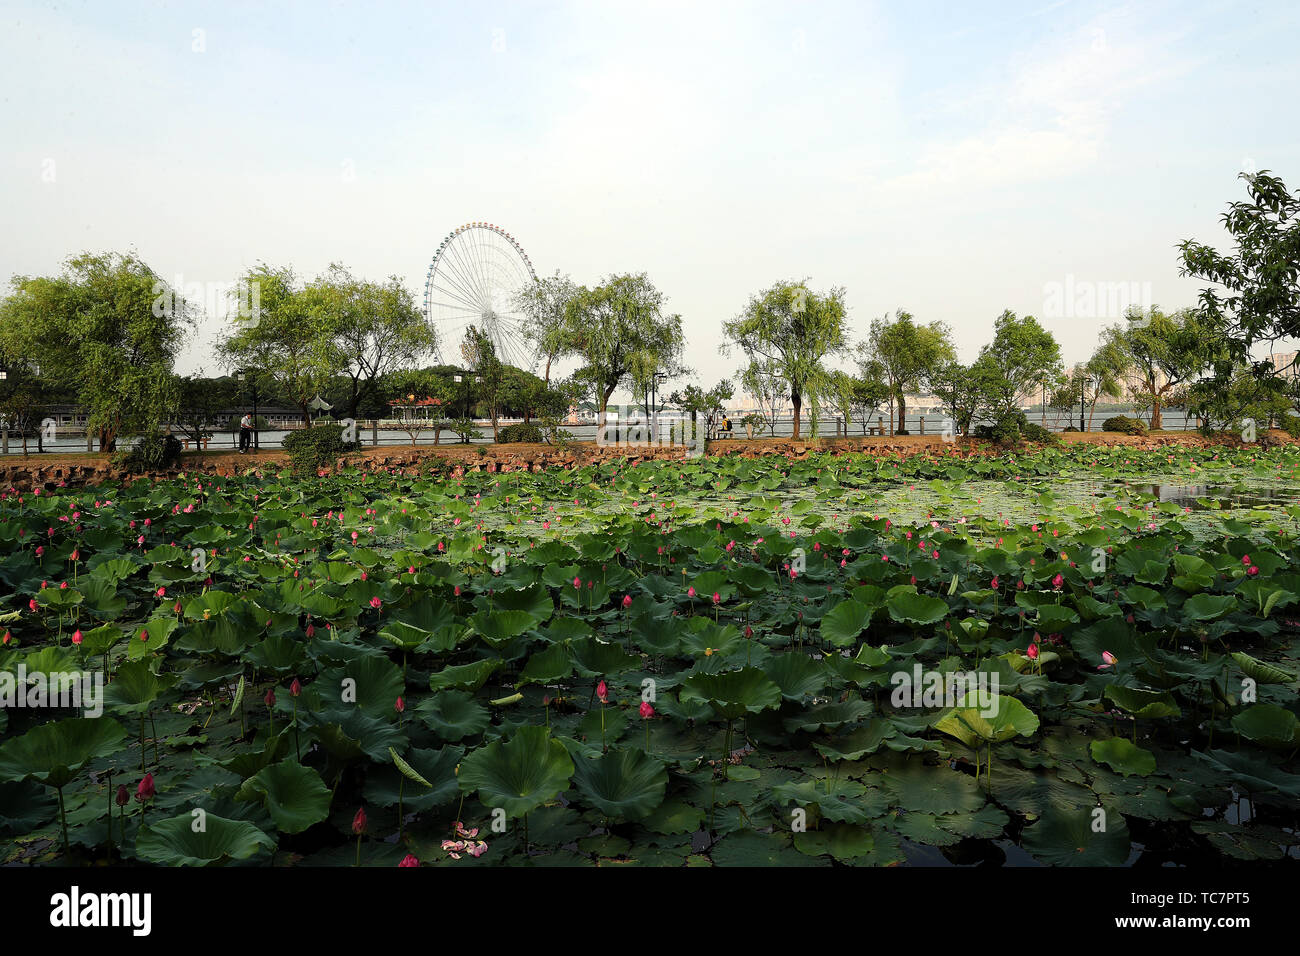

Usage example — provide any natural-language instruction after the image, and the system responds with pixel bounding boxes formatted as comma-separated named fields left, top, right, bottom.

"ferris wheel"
left=424, top=222, right=538, bottom=369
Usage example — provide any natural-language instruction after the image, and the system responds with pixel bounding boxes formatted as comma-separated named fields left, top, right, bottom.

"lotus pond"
left=1, top=443, right=1299, bottom=867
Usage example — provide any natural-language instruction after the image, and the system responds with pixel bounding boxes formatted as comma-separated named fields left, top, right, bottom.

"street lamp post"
left=1080, top=372, right=1086, bottom=432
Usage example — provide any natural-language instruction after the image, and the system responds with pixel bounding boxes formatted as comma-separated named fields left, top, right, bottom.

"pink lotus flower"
left=395, top=695, right=405, bottom=713
left=622, top=594, right=632, bottom=608
left=1241, top=554, right=1251, bottom=565
left=639, top=700, right=655, bottom=719
left=1098, top=650, right=1118, bottom=670
left=596, top=680, right=609, bottom=703
left=1247, top=565, right=1259, bottom=576
left=1026, top=643, right=1039, bottom=661
left=290, top=678, right=302, bottom=697
left=369, top=596, right=382, bottom=609
left=687, top=586, right=696, bottom=598
left=264, top=688, right=276, bottom=708
left=352, top=807, right=367, bottom=835
left=398, top=854, right=420, bottom=867
left=136, top=773, right=156, bottom=802
left=71, top=629, right=82, bottom=645
left=712, top=592, right=720, bottom=605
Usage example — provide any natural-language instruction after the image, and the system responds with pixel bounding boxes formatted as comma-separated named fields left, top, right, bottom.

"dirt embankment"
left=1, top=430, right=1290, bottom=490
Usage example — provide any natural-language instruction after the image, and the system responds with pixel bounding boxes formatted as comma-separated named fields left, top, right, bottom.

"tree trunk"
left=791, top=391, right=803, bottom=439
left=897, top=393, right=907, bottom=434
left=1150, top=396, right=1163, bottom=431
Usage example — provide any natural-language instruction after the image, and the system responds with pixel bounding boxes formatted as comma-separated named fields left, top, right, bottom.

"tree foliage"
left=724, top=280, right=847, bottom=439
left=0, top=251, right=189, bottom=450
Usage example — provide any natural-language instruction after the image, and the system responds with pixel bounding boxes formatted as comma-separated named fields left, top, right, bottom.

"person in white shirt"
left=238, top=413, right=253, bottom=453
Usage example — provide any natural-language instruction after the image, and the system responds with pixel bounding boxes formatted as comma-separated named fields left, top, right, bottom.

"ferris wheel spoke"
left=438, top=250, right=489, bottom=311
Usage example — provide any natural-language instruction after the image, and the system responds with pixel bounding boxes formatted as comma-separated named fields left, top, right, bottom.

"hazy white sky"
left=3, top=0, right=1298, bottom=394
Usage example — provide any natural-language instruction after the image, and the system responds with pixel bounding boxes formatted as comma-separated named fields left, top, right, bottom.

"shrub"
left=1102, top=415, right=1148, bottom=435
left=116, top=433, right=183, bottom=472
left=498, top=422, right=544, bottom=444
left=1278, top=413, right=1300, bottom=439
left=1022, top=422, right=1059, bottom=444
left=281, top=425, right=360, bottom=473
left=448, top=418, right=483, bottom=444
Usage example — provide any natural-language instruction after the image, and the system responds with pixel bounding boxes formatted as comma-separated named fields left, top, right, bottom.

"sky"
left=2, top=0, right=1298, bottom=397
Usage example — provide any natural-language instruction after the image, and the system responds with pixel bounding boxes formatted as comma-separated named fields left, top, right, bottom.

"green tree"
left=0, top=355, right=50, bottom=455
left=737, top=360, right=788, bottom=436
left=930, top=361, right=991, bottom=437
left=171, top=373, right=236, bottom=448
left=0, top=251, right=190, bottom=450
left=218, top=264, right=343, bottom=424
left=724, top=280, right=847, bottom=439
left=1103, top=307, right=1216, bottom=430
left=861, top=311, right=955, bottom=435
left=514, top=271, right=579, bottom=383
left=974, top=311, right=1063, bottom=420
left=669, top=379, right=734, bottom=441
left=310, top=264, right=435, bottom=418
left=462, top=326, right=504, bottom=442
left=1178, top=170, right=1300, bottom=367
left=563, top=273, right=684, bottom=429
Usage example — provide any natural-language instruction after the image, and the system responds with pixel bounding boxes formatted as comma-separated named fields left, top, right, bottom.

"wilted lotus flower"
left=136, top=773, right=156, bottom=802
left=116, top=784, right=130, bottom=807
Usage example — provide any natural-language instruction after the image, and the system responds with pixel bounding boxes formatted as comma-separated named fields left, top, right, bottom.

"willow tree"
left=218, top=264, right=345, bottom=424
left=563, top=273, right=684, bottom=429
left=514, top=271, right=578, bottom=384
left=724, top=280, right=847, bottom=439
left=0, top=251, right=190, bottom=450
left=308, top=263, right=435, bottom=418
left=1103, top=307, right=1216, bottom=430
left=861, top=310, right=954, bottom=435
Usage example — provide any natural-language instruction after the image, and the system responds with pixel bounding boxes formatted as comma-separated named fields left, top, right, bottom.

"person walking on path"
left=238, top=413, right=253, bottom=454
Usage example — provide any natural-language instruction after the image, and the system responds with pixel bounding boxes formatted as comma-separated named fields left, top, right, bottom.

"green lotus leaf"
left=518, top=643, right=574, bottom=686
left=820, top=599, right=874, bottom=647
left=468, top=609, right=538, bottom=646
left=680, top=667, right=782, bottom=720
left=1230, top=651, right=1296, bottom=685
left=1090, top=737, right=1157, bottom=776
left=363, top=745, right=463, bottom=810
left=1180, top=594, right=1238, bottom=622
left=811, top=721, right=897, bottom=760
left=1021, top=806, right=1131, bottom=866
left=102, top=659, right=178, bottom=714
left=414, top=689, right=490, bottom=741
left=457, top=726, right=574, bottom=818
left=571, top=747, right=668, bottom=820
left=1103, top=685, right=1181, bottom=720
left=135, top=813, right=275, bottom=866
left=886, top=591, right=949, bottom=626
left=933, top=695, right=1039, bottom=746
left=0, top=717, right=127, bottom=789
left=782, top=698, right=873, bottom=733
left=126, top=617, right=177, bottom=660
left=428, top=658, right=501, bottom=692
left=317, top=656, right=405, bottom=717
left=1231, top=704, right=1300, bottom=749
left=237, top=760, right=333, bottom=833
left=763, top=653, right=830, bottom=701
